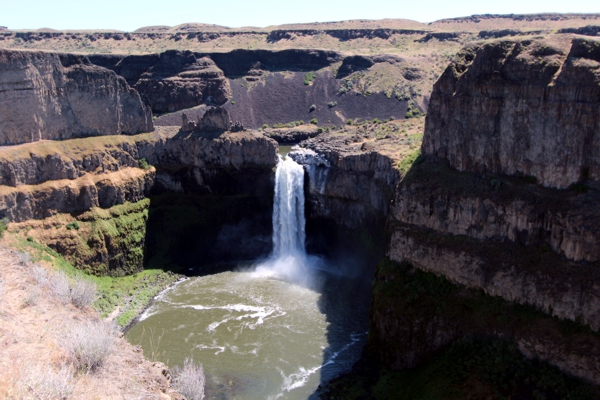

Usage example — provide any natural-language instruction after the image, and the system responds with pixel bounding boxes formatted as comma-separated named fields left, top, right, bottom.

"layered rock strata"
left=132, top=51, right=231, bottom=113
left=0, top=49, right=153, bottom=145
left=378, top=36, right=600, bottom=385
left=291, top=133, right=400, bottom=266
left=422, top=37, right=600, bottom=189
left=0, top=126, right=278, bottom=273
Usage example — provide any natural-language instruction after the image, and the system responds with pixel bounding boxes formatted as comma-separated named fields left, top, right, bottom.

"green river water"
left=126, top=266, right=371, bottom=399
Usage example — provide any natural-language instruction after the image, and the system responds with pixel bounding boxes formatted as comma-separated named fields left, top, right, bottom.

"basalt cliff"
left=0, top=49, right=153, bottom=145
left=359, top=35, right=600, bottom=396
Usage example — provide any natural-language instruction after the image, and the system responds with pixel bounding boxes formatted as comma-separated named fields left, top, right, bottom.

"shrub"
left=303, top=71, right=316, bottom=85
left=317, top=127, right=324, bottom=134
left=49, top=271, right=71, bottom=305
left=18, top=251, right=31, bottom=266
left=32, top=265, right=49, bottom=286
left=0, top=217, right=8, bottom=238
left=17, top=364, right=74, bottom=400
left=309, top=104, right=316, bottom=112
left=347, top=119, right=353, bottom=125
left=71, top=278, right=97, bottom=308
left=230, top=100, right=235, bottom=105
left=65, top=221, right=79, bottom=231
left=373, top=118, right=381, bottom=124
left=61, top=320, right=115, bottom=373
left=171, top=358, right=206, bottom=400
left=310, top=118, right=318, bottom=125
left=262, top=124, right=269, bottom=129
left=338, top=80, right=353, bottom=94
left=138, top=158, right=151, bottom=170
left=327, top=101, right=337, bottom=108
left=22, top=285, right=41, bottom=308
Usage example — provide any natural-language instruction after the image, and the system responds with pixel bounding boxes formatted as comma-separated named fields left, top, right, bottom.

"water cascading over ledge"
left=272, top=155, right=306, bottom=258
left=255, top=154, right=324, bottom=285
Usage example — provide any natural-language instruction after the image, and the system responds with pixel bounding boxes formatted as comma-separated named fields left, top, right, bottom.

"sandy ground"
left=0, top=244, right=183, bottom=399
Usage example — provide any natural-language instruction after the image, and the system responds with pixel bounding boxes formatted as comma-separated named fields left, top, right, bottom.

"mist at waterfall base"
left=252, top=155, right=326, bottom=289
left=125, top=154, right=372, bottom=399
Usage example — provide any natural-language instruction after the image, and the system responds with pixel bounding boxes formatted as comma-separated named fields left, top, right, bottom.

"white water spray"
left=254, top=154, right=321, bottom=284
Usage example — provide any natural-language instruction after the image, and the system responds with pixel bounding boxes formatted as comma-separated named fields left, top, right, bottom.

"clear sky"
left=2, top=0, right=599, bottom=31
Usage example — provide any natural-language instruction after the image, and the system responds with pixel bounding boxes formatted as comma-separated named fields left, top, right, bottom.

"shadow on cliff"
left=304, top=219, right=385, bottom=398
left=140, top=157, right=275, bottom=277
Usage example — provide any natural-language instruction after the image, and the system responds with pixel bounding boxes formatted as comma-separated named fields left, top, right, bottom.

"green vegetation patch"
left=11, top=237, right=179, bottom=328
left=72, top=199, right=151, bottom=276
left=398, top=148, right=422, bottom=176
left=303, top=71, right=316, bottom=85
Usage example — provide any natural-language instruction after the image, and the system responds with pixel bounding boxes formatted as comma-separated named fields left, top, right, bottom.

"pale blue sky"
left=2, top=0, right=599, bottom=31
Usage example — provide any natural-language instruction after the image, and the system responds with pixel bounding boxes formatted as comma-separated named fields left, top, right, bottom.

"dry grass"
left=16, top=364, right=74, bottom=400
left=0, top=245, right=183, bottom=399
left=171, top=358, right=205, bottom=400
left=60, top=319, right=115, bottom=373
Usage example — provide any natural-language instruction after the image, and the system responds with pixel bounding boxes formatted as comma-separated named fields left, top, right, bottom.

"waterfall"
left=272, top=155, right=306, bottom=257
left=254, top=153, right=320, bottom=285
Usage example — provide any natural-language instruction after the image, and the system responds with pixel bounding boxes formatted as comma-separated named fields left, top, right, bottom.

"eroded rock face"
left=0, top=50, right=153, bottom=145
left=291, top=135, right=400, bottom=229
left=133, top=50, right=231, bottom=113
left=0, top=127, right=278, bottom=220
left=290, top=134, right=400, bottom=266
left=181, top=106, right=231, bottom=133
left=376, top=36, right=600, bottom=385
left=423, top=37, right=600, bottom=189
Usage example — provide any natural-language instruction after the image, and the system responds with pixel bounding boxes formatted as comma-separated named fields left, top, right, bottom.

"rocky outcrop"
left=290, top=133, right=400, bottom=265
left=0, top=126, right=278, bottom=272
left=0, top=167, right=154, bottom=222
left=132, top=50, right=231, bottom=113
left=263, top=125, right=320, bottom=143
left=375, top=36, right=600, bottom=386
left=393, top=162, right=600, bottom=263
left=181, top=106, right=231, bottom=133
left=422, top=37, right=600, bottom=189
left=0, top=49, right=153, bottom=145
left=266, top=28, right=428, bottom=43
left=292, top=135, right=400, bottom=229
left=0, top=127, right=277, bottom=216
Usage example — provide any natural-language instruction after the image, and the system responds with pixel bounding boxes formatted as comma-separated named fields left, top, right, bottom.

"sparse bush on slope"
left=60, top=319, right=115, bottom=373
left=17, top=364, right=74, bottom=400
left=171, top=358, right=206, bottom=400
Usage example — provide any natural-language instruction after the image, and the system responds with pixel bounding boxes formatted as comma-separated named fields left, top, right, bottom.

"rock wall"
left=376, top=36, right=600, bottom=386
left=90, top=49, right=412, bottom=128
left=422, top=37, right=600, bottom=189
left=367, top=258, right=600, bottom=385
left=291, top=135, right=400, bottom=268
left=0, top=49, right=153, bottom=145
left=132, top=51, right=231, bottom=113
left=0, top=126, right=278, bottom=273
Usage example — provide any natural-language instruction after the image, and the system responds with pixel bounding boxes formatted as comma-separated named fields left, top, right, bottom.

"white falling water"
left=272, top=154, right=306, bottom=258
left=254, top=154, right=321, bottom=285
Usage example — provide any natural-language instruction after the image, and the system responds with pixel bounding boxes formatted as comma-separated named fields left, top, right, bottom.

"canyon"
left=1, top=13, right=600, bottom=399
